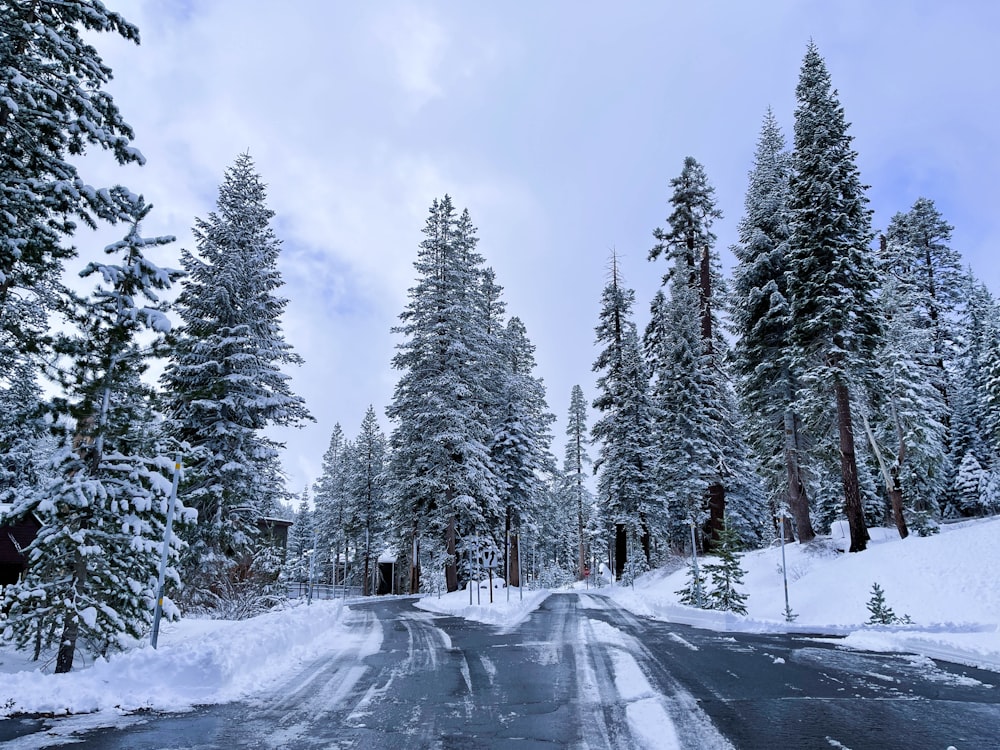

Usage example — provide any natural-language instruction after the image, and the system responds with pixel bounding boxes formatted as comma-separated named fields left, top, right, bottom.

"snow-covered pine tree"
left=865, top=207, right=956, bottom=536
left=313, top=423, right=348, bottom=585
left=387, top=197, right=501, bottom=593
left=649, top=157, right=728, bottom=531
left=284, top=489, right=314, bottom=585
left=0, top=358, right=52, bottom=504
left=676, top=559, right=708, bottom=608
left=0, top=1, right=143, bottom=371
left=591, top=255, right=659, bottom=576
left=490, top=317, right=554, bottom=587
left=343, top=406, right=388, bottom=595
left=731, top=110, right=816, bottom=543
left=785, top=42, right=883, bottom=553
left=161, top=154, right=312, bottom=611
left=648, top=157, right=764, bottom=548
left=703, top=520, right=749, bottom=615
left=562, top=385, right=594, bottom=579
left=946, top=276, right=999, bottom=514
left=953, top=452, right=987, bottom=516
left=2, top=195, right=188, bottom=672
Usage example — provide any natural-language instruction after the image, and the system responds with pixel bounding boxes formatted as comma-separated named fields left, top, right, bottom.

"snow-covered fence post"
left=151, top=455, right=182, bottom=649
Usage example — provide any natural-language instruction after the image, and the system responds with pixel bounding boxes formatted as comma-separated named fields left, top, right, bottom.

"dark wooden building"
left=0, top=505, right=40, bottom=586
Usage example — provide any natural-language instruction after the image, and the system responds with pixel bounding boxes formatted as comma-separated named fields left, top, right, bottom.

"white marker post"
left=151, top=455, right=181, bottom=649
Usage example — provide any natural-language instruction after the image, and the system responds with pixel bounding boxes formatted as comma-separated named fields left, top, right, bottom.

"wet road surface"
left=3, top=593, right=999, bottom=749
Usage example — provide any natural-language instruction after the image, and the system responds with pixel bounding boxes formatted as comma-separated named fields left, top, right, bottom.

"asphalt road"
left=3, top=593, right=999, bottom=749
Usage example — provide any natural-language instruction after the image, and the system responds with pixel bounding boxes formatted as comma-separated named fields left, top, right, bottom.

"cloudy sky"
left=77, top=1, right=1000, bottom=499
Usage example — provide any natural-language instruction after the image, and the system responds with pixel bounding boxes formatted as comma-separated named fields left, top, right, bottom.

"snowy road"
left=4, top=593, right=1000, bottom=749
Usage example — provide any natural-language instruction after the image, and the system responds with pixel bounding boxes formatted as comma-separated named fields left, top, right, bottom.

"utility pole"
left=151, top=455, right=181, bottom=649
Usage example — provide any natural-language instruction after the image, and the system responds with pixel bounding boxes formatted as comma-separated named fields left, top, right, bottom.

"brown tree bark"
left=783, top=408, right=816, bottom=542
left=509, top=533, right=521, bottom=588
left=409, top=525, right=420, bottom=594
left=614, top=524, right=627, bottom=579
left=55, top=552, right=88, bottom=674
left=835, top=382, right=869, bottom=552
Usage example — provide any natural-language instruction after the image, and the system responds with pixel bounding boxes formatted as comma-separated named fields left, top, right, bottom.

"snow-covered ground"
left=0, top=599, right=381, bottom=718
left=599, top=516, right=1000, bottom=672
left=1, top=516, right=997, bottom=724
left=415, top=517, right=1000, bottom=673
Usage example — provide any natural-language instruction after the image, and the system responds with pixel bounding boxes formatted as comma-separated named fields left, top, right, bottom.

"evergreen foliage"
left=648, top=157, right=765, bottom=548
left=562, top=385, right=594, bottom=579
left=865, top=582, right=911, bottom=625
left=313, top=423, right=348, bottom=584
left=731, top=110, right=816, bottom=543
left=344, top=406, right=389, bottom=595
left=786, top=42, right=882, bottom=553
left=0, top=0, right=143, bottom=370
left=591, top=256, right=658, bottom=570
left=2, top=196, right=189, bottom=672
left=703, top=521, right=749, bottom=615
left=676, top=559, right=707, bottom=608
left=387, top=197, right=501, bottom=593
left=161, top=154, right=311, bottom=611
left=284, top=489, right=314, bottom=584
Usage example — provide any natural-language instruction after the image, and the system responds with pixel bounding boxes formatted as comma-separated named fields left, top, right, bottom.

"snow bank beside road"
left=0, top=599, right=378, bottom=717
left=603, top=516, right=1000, bottom=672
left=415, top=584, right=550, bottom=631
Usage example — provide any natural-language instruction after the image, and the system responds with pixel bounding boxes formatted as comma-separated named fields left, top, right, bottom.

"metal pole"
left=307, top=532, right=317, bottom=606
left=518, top=527, right=523, bottom=601
left=505, top=529, right=510, bottom=603
left=780, top=513, right=791, bottom=621
left=151, top=454, right=181, bottom=649
left=469, top=536, right=474, bottom=605
left=690, top=520, right=702, bottom=608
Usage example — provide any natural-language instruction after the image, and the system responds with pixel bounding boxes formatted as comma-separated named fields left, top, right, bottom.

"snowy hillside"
left=601, top=517, right=1000, bottom=670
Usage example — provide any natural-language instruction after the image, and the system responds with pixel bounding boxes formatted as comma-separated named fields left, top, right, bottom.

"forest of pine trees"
left=1, top=6, right=999, bottom=671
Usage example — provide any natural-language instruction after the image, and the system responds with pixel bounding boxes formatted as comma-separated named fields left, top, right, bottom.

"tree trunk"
left=783, top=408, right=816, bottom=542
left=409, top=526, right=420, bottom=594
left=444, top=515, right=458, bottom=593
left=614, top=524, right=627, bottom=580
left=55, top=552, right=88, bottom=674
left=706, top=483, right=725, bottom=550
left=889, top=468, right=909, bottom=540
left=577, top=487, right=586, bottom=580
left=835, top=381, right=869, bottom=552
left=509, top=533, right=521, bottom=588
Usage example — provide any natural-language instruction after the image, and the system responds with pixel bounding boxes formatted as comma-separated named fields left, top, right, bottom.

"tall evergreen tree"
left=592, top=256, right=658, bottom=576
left=649, top=159, right=764, bottom=547
left=0, top=358, right=50, bottom=504
left=562, top=385, right=593, bottom=579
left=2, top=195, right=187, bottom=672
left=0, top=1, right=143, bottom=371
left=731, top=110, right=816, bottom=543
left=313, top=423, right=348, bottom=584
left=387, top=197, right=500, bottom=593
left=491, top=317, right=554, bottom=587
left=344, top=406, right=388, bottom=595
left=161, top=154, right=311, bottom=608
left=865, top=206, right=959, bottom=535
left=649, top=157, right=739, bottom=540
left=785, top=42, right=882, bottom=552
left=284, top=489, right=314, bottom=585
